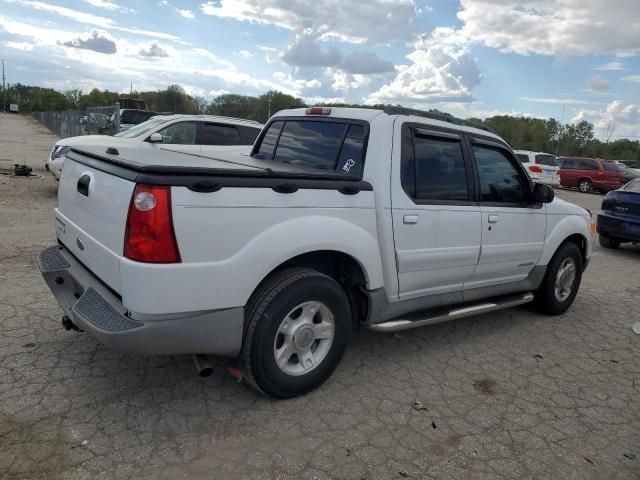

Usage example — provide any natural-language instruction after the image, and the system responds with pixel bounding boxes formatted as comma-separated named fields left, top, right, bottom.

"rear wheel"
left=533, top=242, right=583, bottom=315
left=578, top=179, right=593, bottom=193
left=599, top=234, right=621, bottom=249
left=241, top=268, right=351, bottom=398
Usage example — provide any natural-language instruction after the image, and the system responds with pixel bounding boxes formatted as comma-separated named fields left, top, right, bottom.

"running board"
left=369, top=292, right=535, bottom=333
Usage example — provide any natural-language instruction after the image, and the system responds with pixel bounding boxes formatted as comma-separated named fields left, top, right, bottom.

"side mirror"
left=148, top=132, right=163, bottom=143
left=532, top=183, right=555, bottom=203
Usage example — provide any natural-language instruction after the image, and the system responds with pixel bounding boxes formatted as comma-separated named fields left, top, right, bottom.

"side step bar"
left=369, top=292, right=534, bottom=333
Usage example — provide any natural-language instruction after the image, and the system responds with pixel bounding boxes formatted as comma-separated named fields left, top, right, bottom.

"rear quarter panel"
left=119, top=187, right=384, bottom=314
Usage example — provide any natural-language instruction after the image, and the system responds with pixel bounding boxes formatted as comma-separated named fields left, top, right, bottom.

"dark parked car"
left=620, top=164, right=640, bottom=184
left=597, top=177, right=640, bottom=248
left=558, top=157, right=624, bottom=193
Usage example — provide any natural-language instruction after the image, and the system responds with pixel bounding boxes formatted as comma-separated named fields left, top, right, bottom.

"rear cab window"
left=535, top=154, right=558, bottom=166
left=516, top=153, right=530, bottom=163
left=253, top=119, right=368, bottom=177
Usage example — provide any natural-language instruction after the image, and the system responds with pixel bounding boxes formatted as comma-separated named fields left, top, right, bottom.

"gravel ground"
left=0, top=142, right=639, bottom=478
left=0, top=113, right=59, bottom=173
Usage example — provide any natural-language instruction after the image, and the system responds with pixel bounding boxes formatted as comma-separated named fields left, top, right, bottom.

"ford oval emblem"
left=76, top=238, right=85, bottom=251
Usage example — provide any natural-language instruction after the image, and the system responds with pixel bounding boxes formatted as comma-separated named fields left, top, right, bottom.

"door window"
left=402, top=132, right=469, bottom=201
left=578, top=159, right=599, bottom=170
left=473, top=145, right=528, bottom=203
left=199, top=123, right=242, bottom=145
left=157, top=121, right=197, bottom=144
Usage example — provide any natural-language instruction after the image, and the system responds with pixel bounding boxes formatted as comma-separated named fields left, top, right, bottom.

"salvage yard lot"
left=1, top=174, right=639, bottom=479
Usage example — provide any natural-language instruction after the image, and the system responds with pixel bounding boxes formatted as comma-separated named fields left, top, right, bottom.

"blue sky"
left=1, top=0, right=639, bottom=138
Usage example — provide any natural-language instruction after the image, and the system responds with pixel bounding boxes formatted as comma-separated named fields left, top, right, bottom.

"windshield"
left=115, top=117, right=171, bottom=138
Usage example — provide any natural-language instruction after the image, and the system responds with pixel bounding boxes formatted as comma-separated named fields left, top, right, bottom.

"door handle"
left=488, top=214, right=499, bottom=223
left=403, top=215, right=419, bottom=225
left=77, top=174, right=91, bottom=197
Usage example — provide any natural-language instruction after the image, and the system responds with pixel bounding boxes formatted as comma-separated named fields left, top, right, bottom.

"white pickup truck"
left=39, top=106, right=595, bottom=398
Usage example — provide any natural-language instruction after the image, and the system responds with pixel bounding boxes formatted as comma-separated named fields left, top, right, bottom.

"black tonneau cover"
left=66, top=146, right=372, bottom=194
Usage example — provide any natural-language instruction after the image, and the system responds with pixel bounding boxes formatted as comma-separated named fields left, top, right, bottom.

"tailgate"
left=57, top=157, right=135, bottom=293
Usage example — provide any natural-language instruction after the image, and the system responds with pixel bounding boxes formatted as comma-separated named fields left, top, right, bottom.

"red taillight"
left=124, top=185, right=181, bottom=263
left=528, top=165, right=543, bottom=174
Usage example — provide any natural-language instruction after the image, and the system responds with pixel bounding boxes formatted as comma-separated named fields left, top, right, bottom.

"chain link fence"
left=0, top=104, right=119, bottom=174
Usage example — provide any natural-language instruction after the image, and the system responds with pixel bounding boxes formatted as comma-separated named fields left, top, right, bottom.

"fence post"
left=114, top=102, right=120, bottom=134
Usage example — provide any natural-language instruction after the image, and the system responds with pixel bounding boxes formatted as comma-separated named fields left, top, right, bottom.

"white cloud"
left=83, top=0, right=134, bottom=13
left=520, top=97, right=590, bottom=105
left=451, top=0, right=640, bottom=57
left=239, top=49, right=252, bottom=57
left=586, top=76, right=610, bottom=93
left=281, top=34, right=394, bottom=76
left=273, top=72, right=322, bottom=91
left=200, top=0, right=420, bottom=45
left=304, top=95, right=347, bottom=105
left=366, top=38, right=481, bottom=105
left=572, top=100, right=640, bottom=140
left=59, top=28, right=117, bottom=54
left=5, top=41, right=34, bottom=51
left=192, top=47, right=236, bottom=70
left=13, top=0, right=181, bottom=40
left=594, top=61, right=625, bottom=71
left=209, top=89, right=231, bottom=97
left=327, top=69, right=371, bottom=93
left=137, top=41, right=169, bottom=58
left=257, top=45, right=279, bottom=64
left=179, top=9, right=194, bottom=19
left=282, top=34, right=341, bottom=68
left=623, top=75, right=640, bottom=83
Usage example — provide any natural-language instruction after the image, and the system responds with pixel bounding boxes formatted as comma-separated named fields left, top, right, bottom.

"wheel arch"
left=539, top=214, right=591, bottom=267
left=253, top=250, right=371, bottom=328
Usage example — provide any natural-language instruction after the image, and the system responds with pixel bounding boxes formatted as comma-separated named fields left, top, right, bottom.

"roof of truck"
left=276, top=107, right=503, bottom=142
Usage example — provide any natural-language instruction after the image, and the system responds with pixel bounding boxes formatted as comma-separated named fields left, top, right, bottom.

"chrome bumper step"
left=369, top=292, right=534, bottom=333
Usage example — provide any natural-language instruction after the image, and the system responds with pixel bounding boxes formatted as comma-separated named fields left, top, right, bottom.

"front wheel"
left=532, top=242, right=583, bottom=315
left=241, top=268, right=352, bottom=398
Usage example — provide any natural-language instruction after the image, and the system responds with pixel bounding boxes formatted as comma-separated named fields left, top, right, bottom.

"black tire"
left=599, top=234, right=621, bottom=249
left=241, top=268, right=351, bottom=398
left=577, top=178, right=592, bottom=193
left=532, top=242, right=583, bottom=316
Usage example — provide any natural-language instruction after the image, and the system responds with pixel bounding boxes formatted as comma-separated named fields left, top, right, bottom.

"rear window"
left=120, top=110, right=157, bottom=125
left=603, top=162, right=622, bottom=172
left=254, top=119, right=367, bottom=176
left=516, top=153, right=529, bottom=163
left=535, top=154, right=558, bottom=166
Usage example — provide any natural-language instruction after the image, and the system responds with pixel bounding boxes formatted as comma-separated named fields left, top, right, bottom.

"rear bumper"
left=533, top=175, right=560, bottom=187
left=38, top=245, right=244, bottom=357
left=597, top=212, right=640, bottom=242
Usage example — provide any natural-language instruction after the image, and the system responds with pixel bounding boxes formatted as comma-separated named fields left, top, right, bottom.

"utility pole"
left=555, top=103, right=566, bottom=156
left=2, top=60, right=6, bottom=112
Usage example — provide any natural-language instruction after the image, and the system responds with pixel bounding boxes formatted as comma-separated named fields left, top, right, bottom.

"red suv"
left=558, top=157, right=624, bottom=193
